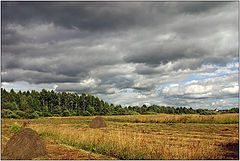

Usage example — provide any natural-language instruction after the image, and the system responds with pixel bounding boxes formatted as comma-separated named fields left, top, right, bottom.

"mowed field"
left=1, top=113, right=239, bottom=160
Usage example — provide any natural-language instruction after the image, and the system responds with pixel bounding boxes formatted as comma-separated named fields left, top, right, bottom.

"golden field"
left=1, top=113, right=239, bottom=160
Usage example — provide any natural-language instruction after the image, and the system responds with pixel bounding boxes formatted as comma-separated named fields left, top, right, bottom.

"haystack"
left=89, top=116, right=107, bottom=128
left=2, top=128, right=47, bottom=160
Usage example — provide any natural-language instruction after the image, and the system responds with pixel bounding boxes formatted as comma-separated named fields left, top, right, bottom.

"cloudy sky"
left=1, top=1, right=238, bottom=109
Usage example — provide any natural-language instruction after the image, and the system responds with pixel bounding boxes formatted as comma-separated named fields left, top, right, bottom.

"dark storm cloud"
left=123, top=1, right=237, bottom=68
left=134, top=58, right=207, bottom=76
left=1, top=1, right=238, bottom=108
left=124, top=42, right=207, bottom=65
left=174, top=2, right=228, bottom=14
left=2, top=2, right=229, bottom=32
left=2, top=49, right=120, bottom=79
left=2, top=27, right=27, bottom=45
left=2, top=69, right=80, bottom=84
left=2, top=2, right=155, bottom=32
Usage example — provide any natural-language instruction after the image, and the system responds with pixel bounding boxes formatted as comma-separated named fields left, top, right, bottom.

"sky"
left=1, top=1, right=238, bottom=109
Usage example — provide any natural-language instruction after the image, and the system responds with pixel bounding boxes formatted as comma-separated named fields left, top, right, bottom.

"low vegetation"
left=1, top=114, right=239, bottom=160
left=104, top=113, right=239, bottom=124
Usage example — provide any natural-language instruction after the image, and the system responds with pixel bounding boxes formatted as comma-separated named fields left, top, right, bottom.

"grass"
left=104, top=113, right=239, bottom=124
left=10, top=124, right=24, bottom=132
left=36, top=134, right=118, bottom=160
left=1, top=113, right=239, bottom=160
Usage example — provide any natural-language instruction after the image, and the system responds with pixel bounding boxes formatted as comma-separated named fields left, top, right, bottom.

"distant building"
left=214, top=108, right=219, bottom=112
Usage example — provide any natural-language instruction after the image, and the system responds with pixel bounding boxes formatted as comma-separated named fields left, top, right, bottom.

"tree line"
left=1, top=88, right=238, bottom=119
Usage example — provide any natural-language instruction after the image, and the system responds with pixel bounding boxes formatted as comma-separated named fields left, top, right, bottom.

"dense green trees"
left=1, top=88, right=238, bottom=119
left=228, top=107, right=239, bottom=113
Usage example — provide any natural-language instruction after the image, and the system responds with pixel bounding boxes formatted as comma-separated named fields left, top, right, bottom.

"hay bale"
left=2, top=128, right=47, bottom=160
left=89, top=116, right=107, bottom=128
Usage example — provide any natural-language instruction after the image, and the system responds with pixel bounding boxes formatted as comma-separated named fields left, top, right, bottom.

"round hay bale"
left=2, top=128, right=47, bottom=160
left=89, top=116, right=107, bottom=128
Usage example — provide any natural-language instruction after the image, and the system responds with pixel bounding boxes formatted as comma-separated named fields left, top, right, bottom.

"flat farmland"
left=1, top=114, right=239, bottom=160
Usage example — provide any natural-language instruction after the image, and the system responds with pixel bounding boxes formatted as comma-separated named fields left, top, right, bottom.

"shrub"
left=25, top=112, right=39, bottom=119
left=32, top=111, right=40, bottom=118
left=2, top=109, right=14, bottom=118
left=199, top=111, right=217, bottom=115
left=52, top=114, right=61, bottom=117
left=3, top=102, right=19, bottom=111
left=86, top=106, right=95, bottom=115
left=105, top=112, right=114, bottom=115
left=124, top=110, right=140, bottom=115
left=9, top=113, right=21, bottom=119
left=42, top=112, right=52, bottom=117
left=62, top=110, right=71, bottom=117
left=11, top=124, right=23, bottom=132
left=71, top=111, right=77, bottom=116
left=35, top=111, right=43, bottom=117
left=141, top=111, right=158, bottom=115
left=228, top=108, right=239, bottom=113
left=83, top=111, right=92, bottom=116
left=15, top=110, right=26, bottom=118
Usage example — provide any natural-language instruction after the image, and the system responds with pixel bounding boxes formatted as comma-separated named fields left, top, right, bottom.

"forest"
left=1, top=88, right=239, bottom=119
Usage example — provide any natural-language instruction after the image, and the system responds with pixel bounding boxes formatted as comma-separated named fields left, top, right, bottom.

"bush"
left=32, top=111, right=39, bottom=118
left=35, top=111, right=43, bottom=117
left=11, top=124, right=23, bottom=132
left=228, top=108, right=239, bottom=113
left=123, top=110, right=140, bottom=115
left=15, top=110, right=26, bottom=118
left=25, top=112, right=39, bottom=119
left=2, top=109, right=13, bottom=118
left=71, top=111, right=77, bottom=116
left=77, top=111, right=83, bottom=116
left=141, top=111, right=158, bottom=115
left=42, top=112, right=52, bottom=117
left=3, top=102, right=19, bottom=111
left=1, top=109, right=22, bottom=119
left=52, top=114, right=61, bottom=117
left=9, top=113, right=21, bottom=119
left=62, top=110, right=70, bottom=117
left=105, top=113, right=112, bottom=115
left=86, top=106, right=95, bottom=115
left=83, top=111, right=92, bottom=116
left=199, top=111, right=217, bottom=115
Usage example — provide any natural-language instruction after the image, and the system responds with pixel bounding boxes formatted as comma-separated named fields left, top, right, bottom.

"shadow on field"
left=222, top=142, right=239, bottom=160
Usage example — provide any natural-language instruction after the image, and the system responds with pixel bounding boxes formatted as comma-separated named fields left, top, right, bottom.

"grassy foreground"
left=1, top=113, right=239, bottom=160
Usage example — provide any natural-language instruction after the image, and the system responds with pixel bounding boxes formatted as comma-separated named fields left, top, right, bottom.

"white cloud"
left=53, top=84, right=58, bottom=90
left=80, top=78, right=97, bottom=88
left=222, top=86, right=238, bottom=95
left=161, top=73, right=238, bottom=99
left=137, top=94, right=147, bottom=99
